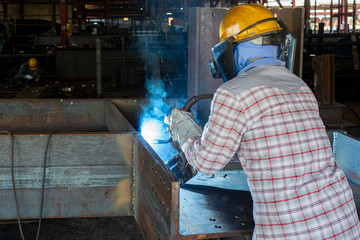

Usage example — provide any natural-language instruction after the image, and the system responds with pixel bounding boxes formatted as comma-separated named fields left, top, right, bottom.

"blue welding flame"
left=139, top=80, right=170, bottom=144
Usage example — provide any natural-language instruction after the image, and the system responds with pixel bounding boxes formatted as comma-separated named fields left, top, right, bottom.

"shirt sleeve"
left=184, top=88, right=248, bottom=175
left=16, top=62, right=28, bottom=80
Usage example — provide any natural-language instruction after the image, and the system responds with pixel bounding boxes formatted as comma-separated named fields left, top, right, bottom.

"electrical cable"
left=182, top=94, right=214, bottom=111
left=0, top=130, right=26, bottom=240
left=36, top=130, right=56, bottom=240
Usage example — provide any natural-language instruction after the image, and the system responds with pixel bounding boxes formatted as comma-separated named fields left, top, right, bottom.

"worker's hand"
left=165, top=108, right=202, bottom=151
left=25, top=74, right=34, bottom=80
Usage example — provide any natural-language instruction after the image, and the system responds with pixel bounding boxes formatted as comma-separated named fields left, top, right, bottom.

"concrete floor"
left=0, top=217, right=144, bottom=240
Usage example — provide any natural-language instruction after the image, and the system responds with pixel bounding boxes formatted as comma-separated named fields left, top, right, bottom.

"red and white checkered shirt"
left=184, top=66, right=360, bottom=239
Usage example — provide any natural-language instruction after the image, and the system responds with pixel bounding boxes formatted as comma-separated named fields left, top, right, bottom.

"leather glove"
left=25, top=74, right=34, bottom=80
left=165, top=108, right=202, bottom=151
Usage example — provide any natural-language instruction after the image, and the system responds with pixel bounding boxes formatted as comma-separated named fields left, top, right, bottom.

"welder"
left=16, top=58, right=43, bottom=87
left=166, top=4, right=360, bottom=239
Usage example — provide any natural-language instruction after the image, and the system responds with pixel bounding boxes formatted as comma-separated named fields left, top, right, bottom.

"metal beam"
left=60, top=0, right=67, bottom=46
left=275, top=0, right=284, bottom=8
left=51, top=0, right=56, bottom=30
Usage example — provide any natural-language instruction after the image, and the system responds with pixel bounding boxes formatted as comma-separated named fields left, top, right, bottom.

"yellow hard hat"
left=219, top=4, right=282, bottom=43
left=28, top=58, right=38, bottom=71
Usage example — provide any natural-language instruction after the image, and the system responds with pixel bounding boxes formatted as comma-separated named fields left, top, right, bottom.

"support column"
left=353, top=0, right=357, bottom=31
left=95, top=38, right=102, bottom=97
left=20, top=0, right=24, bottom=20
left=60, top=0, right=67, bottom=46
left=330, top=0, right=333, bottom=32
left=105, top=0, right=110, bottom=34
left=304, top=0, right=311, bottom=33
left=343, top=0, right=348, bottom=32
left=52, top=0, right=56, bottom=30
left=312, top=55, right=335, bottom=106
left=2, top=3, right=8, bottom=19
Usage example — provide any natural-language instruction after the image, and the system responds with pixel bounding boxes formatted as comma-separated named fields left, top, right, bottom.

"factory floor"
left=0, top=217, right=144, bottom=240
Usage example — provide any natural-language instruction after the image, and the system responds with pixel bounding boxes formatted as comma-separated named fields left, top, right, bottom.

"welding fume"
left=164, top=3, right=360, bottom=240
left=139, top=80, right=212, bottom=185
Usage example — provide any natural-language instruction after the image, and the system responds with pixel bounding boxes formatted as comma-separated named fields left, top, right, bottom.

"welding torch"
left=151, top=94, right=213, bottom=144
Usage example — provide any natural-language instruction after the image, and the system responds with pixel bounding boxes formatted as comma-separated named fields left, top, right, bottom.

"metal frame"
left=0, top=99, right=254, bottom=239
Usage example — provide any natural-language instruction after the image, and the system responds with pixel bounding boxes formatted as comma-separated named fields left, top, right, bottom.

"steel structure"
left=0, top=99, right=254, bottom=239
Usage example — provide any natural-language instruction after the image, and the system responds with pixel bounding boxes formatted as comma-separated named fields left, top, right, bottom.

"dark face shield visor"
left=208, top=36, right=237, bottom=82
left=277, top=19, right=296, bottom=73
left=208, top=19, right=296, bottom=82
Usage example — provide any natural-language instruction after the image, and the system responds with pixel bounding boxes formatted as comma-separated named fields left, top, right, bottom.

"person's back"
left=216, top=65, right=360, bottom=239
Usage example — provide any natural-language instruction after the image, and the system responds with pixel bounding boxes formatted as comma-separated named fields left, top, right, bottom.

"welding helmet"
left=209, top=4, right=286, bottom=82
left=28, top=58, right=38, bottom=71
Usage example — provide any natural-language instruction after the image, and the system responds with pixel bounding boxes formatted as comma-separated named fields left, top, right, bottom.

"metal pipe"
left=353, top=0, right=357, bottom=31
left=95, top=38, right=102, bottom=97
left=330, top=0, right=333, bottom=33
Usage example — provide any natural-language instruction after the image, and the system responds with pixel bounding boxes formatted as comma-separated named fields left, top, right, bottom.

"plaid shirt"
left=185, top=66, right=360, bottom=239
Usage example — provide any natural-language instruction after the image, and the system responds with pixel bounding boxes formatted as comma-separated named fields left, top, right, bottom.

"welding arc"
left=152, top=94, right=214, bottom=144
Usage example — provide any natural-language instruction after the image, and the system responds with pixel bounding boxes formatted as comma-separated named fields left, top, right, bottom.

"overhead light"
left=166, top=12, right=172, bottom=15
left=140, top=8, right=143, bottom=10
left=180, top=7, right=183, bottom=10
left=94, top=22, right=98, bottom=25
left=124, top=17, right=129, bottom=21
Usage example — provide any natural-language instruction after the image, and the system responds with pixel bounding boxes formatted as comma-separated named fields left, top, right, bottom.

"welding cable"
left=0, top=130, right=26, bottom=240
left=36, top=130, right=56, bottom=240
left=182, top=94, right=214, bottom=111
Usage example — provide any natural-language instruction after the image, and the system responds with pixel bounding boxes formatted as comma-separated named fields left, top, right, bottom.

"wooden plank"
left=15, top=87, right=45, bottom=99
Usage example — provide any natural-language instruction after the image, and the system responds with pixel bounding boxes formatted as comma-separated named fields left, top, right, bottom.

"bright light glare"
left=141, top=118, right=165, bottom=143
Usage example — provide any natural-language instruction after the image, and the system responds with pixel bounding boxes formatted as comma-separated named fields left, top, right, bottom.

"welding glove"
left=25, top=74, right=34, bottom=80
left=165, top=108, right=202, bottom=152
